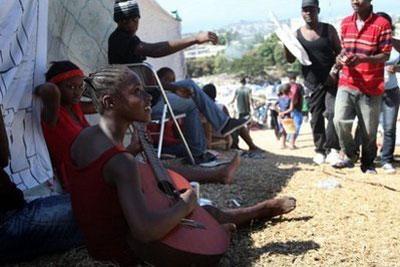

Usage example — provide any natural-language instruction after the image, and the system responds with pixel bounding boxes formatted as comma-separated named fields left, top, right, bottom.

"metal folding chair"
left=126, top=63, right=195, bottom=164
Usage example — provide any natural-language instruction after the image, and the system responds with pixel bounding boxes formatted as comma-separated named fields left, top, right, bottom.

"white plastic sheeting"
left=48, top=0, right=185, bottom=79
left=0, top=0, right=52, bottom=190
left=0, top=0, right=185, bottom=190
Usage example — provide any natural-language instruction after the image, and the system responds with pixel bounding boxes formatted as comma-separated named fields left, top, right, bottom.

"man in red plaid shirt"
left=333, top=0, right=392, bottom=173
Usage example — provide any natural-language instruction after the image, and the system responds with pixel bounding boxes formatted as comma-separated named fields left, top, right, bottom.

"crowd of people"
left=0, top=0, right=398, bottom=265
left=283, top=0, right=398, bottom=175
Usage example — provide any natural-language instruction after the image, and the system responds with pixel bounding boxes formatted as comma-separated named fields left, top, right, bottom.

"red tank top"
left=67, top=145, right=138, bottom=266
left=42, top=103, right=89, bottom=191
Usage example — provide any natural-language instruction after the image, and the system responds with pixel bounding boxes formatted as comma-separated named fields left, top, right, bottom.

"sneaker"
left=193, top=152, right=217, bottom=165
left=374, top=155, right=382, bottom=164
left=313, top=153, right=326, bottom=165
left=382, top=163, right=396, bottom=174
left=332, top=158, right=354, bottom=169
left=326, top=149, right=341, bottom=166
left=361, top=165, right=377, bottom=174
left=220, top=117, right=251, bottom=137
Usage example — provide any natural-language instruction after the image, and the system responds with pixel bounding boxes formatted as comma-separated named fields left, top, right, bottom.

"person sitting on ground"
left=277, top=84, right=295, bottom=149
left=35, top=61, right=96, bottom=191
left=0, top=107, right=82, bottom=264
left=108, top=0, right=249, bottom=164
left=287, top=72, right=304, bottom=149
left=36, top=61, right=238, bottom=187
left=203, top=83, right=264, bottom=153
left=155, top=67, right=249, bottom=164
left=67, top=65, right=296, bottom=266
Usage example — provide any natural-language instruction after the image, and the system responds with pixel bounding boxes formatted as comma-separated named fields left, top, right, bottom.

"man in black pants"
left=284, top=0, right=341, bottom=165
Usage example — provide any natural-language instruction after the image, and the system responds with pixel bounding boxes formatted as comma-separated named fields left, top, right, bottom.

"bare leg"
left=238, top=127, right=263, bottom=151
left=290, top=135, right=297, bottom=150
left=281, top=132, right=287, bottom=149
left=274, top=127, right=280, bottom=141
left=203, top=196, right=296, bottom=227
left=165, top=152, right=240, bottom=184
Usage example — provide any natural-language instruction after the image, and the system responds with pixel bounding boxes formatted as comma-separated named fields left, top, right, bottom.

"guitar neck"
left=133, top=122, right=175, bottom=189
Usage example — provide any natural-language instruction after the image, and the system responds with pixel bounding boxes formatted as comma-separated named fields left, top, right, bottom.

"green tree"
left=214, top=54, right=230, bottom=74
left=186, top=57, right=216, bottom=77
left=185, top=32, right=303, bottom=78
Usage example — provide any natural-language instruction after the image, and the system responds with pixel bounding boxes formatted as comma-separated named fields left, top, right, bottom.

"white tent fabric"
left=48, top=0, right=185, bottom=127
left=0, top=0, right=185, bottom=191
left=0, top=0, right=52, bottom=190
left=135, top=0, right=186, bottom=80
left=48, top=0, right=185, bottom=79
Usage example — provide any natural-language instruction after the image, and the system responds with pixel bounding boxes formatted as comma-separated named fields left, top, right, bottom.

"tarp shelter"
left=48, top=0, right=185, bottom=78
left=0, top=0, right=185, bottom=191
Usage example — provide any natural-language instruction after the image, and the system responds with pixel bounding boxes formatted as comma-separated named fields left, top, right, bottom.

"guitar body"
left=135, top=162, right=230, bottom=266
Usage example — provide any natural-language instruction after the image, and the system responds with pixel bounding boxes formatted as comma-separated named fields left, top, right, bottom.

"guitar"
left=131, top=122, right=230, bottom=266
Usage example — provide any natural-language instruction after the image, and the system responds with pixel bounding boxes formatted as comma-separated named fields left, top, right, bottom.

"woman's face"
left=114, top=71, right=152, bottom=123
left=58, top=76, right=84, bottom=105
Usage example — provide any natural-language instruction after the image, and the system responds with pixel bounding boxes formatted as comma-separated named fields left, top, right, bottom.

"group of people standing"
left=0, top=0, right=295, bottom=265
left=285, top=0, right=398, bottom=174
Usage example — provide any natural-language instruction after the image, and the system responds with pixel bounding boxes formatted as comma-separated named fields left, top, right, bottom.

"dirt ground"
left=215, top=124, right=400, bottom=266
left=8, top=124, right=400, bottom=267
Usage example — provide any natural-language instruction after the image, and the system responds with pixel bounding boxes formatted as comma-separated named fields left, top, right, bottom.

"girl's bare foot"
left=258, top=196, right=297, bottom=218
left=222, top=152, right=240, bottom=184
left=204, top=196, right=297, bottom=227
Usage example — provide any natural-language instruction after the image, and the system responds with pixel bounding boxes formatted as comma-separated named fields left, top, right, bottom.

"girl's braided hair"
left=84, top=65, right=133, bottom=114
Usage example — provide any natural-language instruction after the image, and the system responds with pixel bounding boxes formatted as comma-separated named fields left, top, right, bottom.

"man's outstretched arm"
left=134, top=32, right=218, bottom=58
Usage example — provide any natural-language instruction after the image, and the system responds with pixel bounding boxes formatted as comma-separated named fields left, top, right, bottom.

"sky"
left=157, top=0, right=400, bottom=33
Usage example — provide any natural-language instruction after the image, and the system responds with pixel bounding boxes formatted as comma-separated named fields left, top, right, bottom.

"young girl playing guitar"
left=67, top=65, right=296, bottom=266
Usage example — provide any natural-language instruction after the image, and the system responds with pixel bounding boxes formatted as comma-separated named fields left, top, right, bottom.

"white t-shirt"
left=356, top=19, right=365, bottom=31
left=385, top=49, right=400, bottom=90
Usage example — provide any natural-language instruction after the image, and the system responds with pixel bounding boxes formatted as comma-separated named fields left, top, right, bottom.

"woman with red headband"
left=36, top=61, right=243, bottom=191
left=36, top=61, right=96, bottom=191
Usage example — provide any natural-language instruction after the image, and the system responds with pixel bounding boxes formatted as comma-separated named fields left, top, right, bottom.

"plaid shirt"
left=339, top=12, right=392, bottom=95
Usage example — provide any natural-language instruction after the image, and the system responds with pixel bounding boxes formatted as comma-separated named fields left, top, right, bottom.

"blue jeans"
left=152, top=79, right=229, bottom=157
left=291, top=109, right=303, bottom=139
left=0, top=194, right=83, bottom=263
left=334, top=88, right=382, bottom=167
left=381, top=87, right=400, bottom=164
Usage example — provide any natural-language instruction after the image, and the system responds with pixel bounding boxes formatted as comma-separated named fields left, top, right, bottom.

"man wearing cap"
left=109, top=0, right=218, bottom=65
left=108, top=0, right=250, bottom=165
left=284, top=0, right=342, bottom=166
left=333, top=0, right=392, bottom=173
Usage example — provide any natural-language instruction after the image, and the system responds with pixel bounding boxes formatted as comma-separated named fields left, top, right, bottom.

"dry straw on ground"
left=9, top=125, right=400, bottom=266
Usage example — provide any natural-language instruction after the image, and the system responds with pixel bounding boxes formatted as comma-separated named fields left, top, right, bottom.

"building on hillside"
left=184, top=44, right=226, bottom=59
left=48, top=0, right=186, bottom=79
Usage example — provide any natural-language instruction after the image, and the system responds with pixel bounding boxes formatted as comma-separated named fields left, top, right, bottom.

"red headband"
left=48, top=69, right=84, bottom=84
